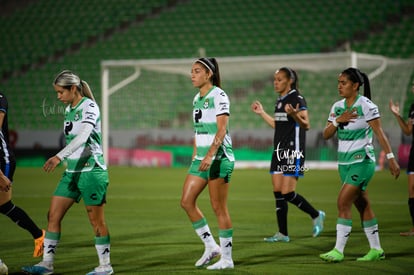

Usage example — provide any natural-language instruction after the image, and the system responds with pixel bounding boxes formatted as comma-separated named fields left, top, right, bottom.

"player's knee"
left=180, top=198, right=193, bottom=211
left=0, top=200, right=14, bottom=216
left=282, top=192, right=296, bottom=202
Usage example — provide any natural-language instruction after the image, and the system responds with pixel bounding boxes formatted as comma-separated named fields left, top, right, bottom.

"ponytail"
left=79, top=80, right=95, bottom=101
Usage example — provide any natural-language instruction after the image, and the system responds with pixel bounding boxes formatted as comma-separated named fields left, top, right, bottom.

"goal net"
left=101, top=52, right=414, bottom=166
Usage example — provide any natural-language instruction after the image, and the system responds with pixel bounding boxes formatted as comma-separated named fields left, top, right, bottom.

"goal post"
left=101, top=52, right=414, bottom=166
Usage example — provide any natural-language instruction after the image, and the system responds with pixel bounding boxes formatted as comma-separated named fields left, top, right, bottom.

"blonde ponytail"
left=79, top=80, right=95, bottom=101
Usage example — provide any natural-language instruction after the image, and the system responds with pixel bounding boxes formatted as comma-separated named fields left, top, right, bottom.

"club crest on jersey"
left=74, top=110, right=82, bottom=121
left=277, top=102, right=282, bottom=109
left=203, top=99, right=209, bottom=109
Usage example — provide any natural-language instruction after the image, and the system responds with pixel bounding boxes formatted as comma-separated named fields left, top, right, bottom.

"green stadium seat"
left=1, top=0, right=413, bottom=132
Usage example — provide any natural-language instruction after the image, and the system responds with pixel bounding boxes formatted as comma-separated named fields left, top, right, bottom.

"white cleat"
left=195, top=245, right=221, bottom=267
left=206, top=258, right=234, bottom=270
left=85, top=264, right=114, bottom=275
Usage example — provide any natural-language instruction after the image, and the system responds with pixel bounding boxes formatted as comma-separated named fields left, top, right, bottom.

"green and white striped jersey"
left=328, top=95, right=380, bottom=165
left=62, top=97, right=106, bottom=172
left=192, top=86, right=235, bottom=162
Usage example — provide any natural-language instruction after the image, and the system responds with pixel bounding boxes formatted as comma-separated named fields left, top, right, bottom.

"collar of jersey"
left=279, top=89, right=296, bottom=100
left=70, top=97, right=87, bottom=110
left=199, top=86, right=216, bottom=99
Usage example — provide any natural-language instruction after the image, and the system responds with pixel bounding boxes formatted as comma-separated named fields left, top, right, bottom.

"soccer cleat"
left=33, top=229, right=46, bottom=257
left=85, top=264, right=114, bottom=275
left=320, top=248, right=344, bottom=262
left=356, top=249, right=385, bottom=261
left=206, top=258, right=234, bottom=270
left=21, top=261, right=54, bottom=275
left=195, top=245, right=221, bottom=267
left=263, top=232, right=290, bottom=243
left=313, top=210, right=326, bottom=237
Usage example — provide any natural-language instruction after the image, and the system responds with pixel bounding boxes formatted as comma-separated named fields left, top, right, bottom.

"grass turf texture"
left=1, top=167, right=412, bottom=274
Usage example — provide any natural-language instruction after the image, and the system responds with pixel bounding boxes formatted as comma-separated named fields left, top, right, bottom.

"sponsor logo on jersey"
left=275, top=112, right=288, bottom=121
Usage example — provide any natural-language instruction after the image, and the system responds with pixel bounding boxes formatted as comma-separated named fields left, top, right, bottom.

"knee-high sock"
left=362, top=218, right=382, bottom=250
left=283, top=192, right=319, bottom=219
left=219, top=228, right=233, bottom=260
left=274, top=192, right=288, bottom=236
left=192, top=217, right=217, bottom=248
left=0, top=200, right=43, bottom=239
left=334, top=218, right=352, bottom=253
left=95, top=235, right=111, bottom=266
left=43, top=231, right=61, bottom=264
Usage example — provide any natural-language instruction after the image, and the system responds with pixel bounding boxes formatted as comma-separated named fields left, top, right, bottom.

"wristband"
left=332, top=119, right=338, bottom=127
left=386, top=153, right=395, bottom=160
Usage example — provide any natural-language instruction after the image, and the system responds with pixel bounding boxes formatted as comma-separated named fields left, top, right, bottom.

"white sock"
left=42, top=238, right=59, bottom=264
left=334, top=224, right=351, bottom=253
left=95, top=244, right=111, bottom=266
left=364, top=224, right=382, bottom=250
left=195, top=225, right=217, bottom=248
left=219, top=236, right=233, bottom=261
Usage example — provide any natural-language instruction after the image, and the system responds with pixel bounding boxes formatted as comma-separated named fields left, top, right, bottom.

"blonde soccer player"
left=22, top=71, right=113, bottom=275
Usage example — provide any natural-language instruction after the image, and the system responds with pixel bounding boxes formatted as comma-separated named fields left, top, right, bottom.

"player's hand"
left=0, top=173, right=11, bottom=192
left=388, top=158, right=400, bottom=179
left=337, top=109, right=358, bottom=124
left=43, top=156, right=61, bottom=173
left=199, top=156, right=212, bottom=171
left=389, top=99, right=400, bottom=116
left=251, top=101, right=264, bottom=114
left=285, top=103, right=299, bottom=116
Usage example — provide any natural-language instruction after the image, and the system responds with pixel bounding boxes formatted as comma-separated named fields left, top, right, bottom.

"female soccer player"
left=389, top=80, right=414, bottom=236
left=251, top=67, right=325, bottom=242
left=180, top=57, right=235, bottom=270
left=320, top=67, right=400, bottom=262
left=0, top=91, right=45, bottom=258
left=22, top=70, right=113, bottom=275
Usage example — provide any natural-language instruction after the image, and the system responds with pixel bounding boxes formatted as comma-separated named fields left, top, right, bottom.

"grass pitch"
left=1, top=166, right=413, bottom=274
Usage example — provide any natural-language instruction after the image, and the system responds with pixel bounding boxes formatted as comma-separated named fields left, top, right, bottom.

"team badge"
left=74, top=110, right=81, bottom=121
left=277, top=102, right=282, bottom=109
left=203, top=99, right=209, bottom=109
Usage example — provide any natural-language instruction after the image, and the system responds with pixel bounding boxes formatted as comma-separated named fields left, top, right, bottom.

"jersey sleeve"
left=297, top=94, right=307, bottom=110
left=214, top=90, right=230, bottom=116
left=82, top=100, right=99, bottom=127
left=362, top=97, right=380, bottom=121
left=327, top=103, right=337, bottom=122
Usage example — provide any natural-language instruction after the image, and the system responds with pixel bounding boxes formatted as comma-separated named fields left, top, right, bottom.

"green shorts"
left=188, top=158, right=234, bottom=183
left=338, top=158, right=375, bottom=191
left=54, top=166, right=109, bottom=206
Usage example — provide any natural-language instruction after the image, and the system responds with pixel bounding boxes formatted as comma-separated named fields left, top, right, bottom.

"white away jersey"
left=328, top=95, right=380, bottom=164
left=63, top=97, right=106, bottom=172
left=192, top=86, right=235, bottom=161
